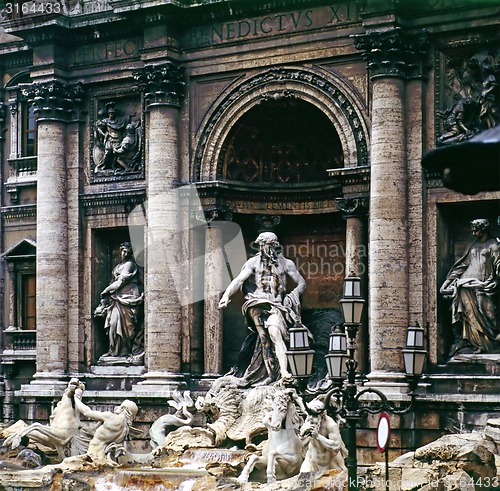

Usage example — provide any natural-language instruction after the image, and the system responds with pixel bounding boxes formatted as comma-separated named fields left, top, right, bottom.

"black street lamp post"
left=286, top=276, right=427, bottom=491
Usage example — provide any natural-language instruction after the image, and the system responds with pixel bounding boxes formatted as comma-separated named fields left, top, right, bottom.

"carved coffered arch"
left=194, top=65, right=369, bottom=182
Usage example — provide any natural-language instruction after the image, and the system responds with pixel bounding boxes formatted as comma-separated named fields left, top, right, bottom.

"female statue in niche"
left=440, top=219, right=500, bottom=356
left=94, top=242, right=144, bottom=363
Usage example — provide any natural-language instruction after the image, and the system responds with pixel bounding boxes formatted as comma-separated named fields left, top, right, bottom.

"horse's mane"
left=274, top=389, right=303, bottom=429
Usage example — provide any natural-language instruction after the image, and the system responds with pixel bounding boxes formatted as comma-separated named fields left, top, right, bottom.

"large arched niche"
left=194, top=65, right=369, bottom=182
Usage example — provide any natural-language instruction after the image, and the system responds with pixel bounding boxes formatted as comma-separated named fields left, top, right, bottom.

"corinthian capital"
left=133, top=61, right=185, bottom=108
left=335, top=197, right=369, bottom=219
left=21, top=81, right=85, bottom=122
left=352, top=28, right=429, bottom=79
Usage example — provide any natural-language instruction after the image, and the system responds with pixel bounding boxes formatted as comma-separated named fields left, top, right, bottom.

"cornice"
left=192, top=180, right=342, bottom=202
left=1, top=204, right=37, bottom=222
left=80, top=188, right=146, bottom=216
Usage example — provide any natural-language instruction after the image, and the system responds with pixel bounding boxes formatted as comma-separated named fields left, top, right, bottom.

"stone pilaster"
left=133, top=62, right=185, bottom=388
left=353, top=29, right=428, bottom=377
left=0, top=102, right=6, bottom=143
left=20, top=81, right=84, bottom=386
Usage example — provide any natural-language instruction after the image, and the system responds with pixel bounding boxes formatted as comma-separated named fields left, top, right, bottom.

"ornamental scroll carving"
left=435, top=49, right=500, bottom=146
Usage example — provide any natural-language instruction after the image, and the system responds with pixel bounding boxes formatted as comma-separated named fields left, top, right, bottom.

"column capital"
left=133, top=61, right=185, bottom=109
left=335, top=197, right=369, bottom=219
left=193, top=208, right=233, bottom=224
left=255, top=215, right=281, bottom=233
left=21, top=81, right=85, bottom=122
left=352, top=28, right=429, bottom=79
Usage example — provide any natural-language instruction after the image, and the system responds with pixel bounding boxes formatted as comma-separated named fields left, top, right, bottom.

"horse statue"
left=299, top=396, right=347, bottom=474
left=149, top=390, right=195, bottom=449
left=3, top=378, right=86, bottom=461
left=237, top=387, right=306, bottom=483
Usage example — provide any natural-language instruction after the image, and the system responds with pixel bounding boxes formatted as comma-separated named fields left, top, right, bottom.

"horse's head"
left=268, top=390, right=292, bottom=432
left=66, top=378, right=85, bottom=398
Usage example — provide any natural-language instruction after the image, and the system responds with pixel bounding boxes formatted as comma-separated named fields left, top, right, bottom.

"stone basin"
left=92, top=467, right=208, bottom=491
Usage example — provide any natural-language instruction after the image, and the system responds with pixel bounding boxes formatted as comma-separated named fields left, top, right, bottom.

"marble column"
left=200, top=210, right=232, bottom=376
left=133, top=62, right=185, bottom=388
left=336, top=197, right=369, bottom=374
left=20, top=82, right=84, bottom=387
left=353, top=29, right=428, bottom=378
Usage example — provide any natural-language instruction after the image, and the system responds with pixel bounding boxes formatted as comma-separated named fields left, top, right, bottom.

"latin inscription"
left=187, top=4, right=359, bottom=48
left=225, top=200, right=337, bottom=212
left=73, top=38, right=142, bottom=66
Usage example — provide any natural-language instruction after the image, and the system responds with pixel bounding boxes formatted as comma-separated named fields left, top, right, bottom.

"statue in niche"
left=440, top=219, right=500, bottom=356
left=94, top=242, right=144, bottom=364
left=93, top=102, right=142, bottom=176
left=218, top=232, right=310, bottom=387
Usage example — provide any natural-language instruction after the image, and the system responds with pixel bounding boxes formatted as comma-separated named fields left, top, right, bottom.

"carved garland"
left=195, top=66, right=369, bottom=181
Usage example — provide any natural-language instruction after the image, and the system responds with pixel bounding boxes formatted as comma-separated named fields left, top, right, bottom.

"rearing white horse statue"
left=237, top=387, right=306, bottom=483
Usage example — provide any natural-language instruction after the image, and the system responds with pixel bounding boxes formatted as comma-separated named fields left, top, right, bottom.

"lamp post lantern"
left=286, top=276, right=427, bottom=491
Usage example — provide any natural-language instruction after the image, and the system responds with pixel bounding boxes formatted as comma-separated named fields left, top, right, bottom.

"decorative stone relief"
left=435, top=49, right=499, bottom=145
left=90, top=94, right=143, bottom=181
left=133, top=61, right=185, bottom=108
left=352, top=28, right=429, bottom=79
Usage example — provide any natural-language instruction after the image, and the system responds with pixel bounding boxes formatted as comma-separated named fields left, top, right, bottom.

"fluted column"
left=133, top=62, right=185, bottom=387
left=353, top=29, right=428, bottom=377
left=19, top=82, right=84, bottom=385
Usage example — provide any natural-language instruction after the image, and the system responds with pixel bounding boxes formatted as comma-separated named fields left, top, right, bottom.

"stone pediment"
left=2, top=238, right=36, bottom=259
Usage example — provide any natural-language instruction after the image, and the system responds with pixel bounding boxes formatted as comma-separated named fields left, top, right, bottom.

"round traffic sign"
left=377, top=412, right=390, bottom=452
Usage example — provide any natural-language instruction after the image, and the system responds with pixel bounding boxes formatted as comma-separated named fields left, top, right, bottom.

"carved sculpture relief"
left=436, top=49, right=500, bottom=145
left=91, top=96, right=143, bottom=181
